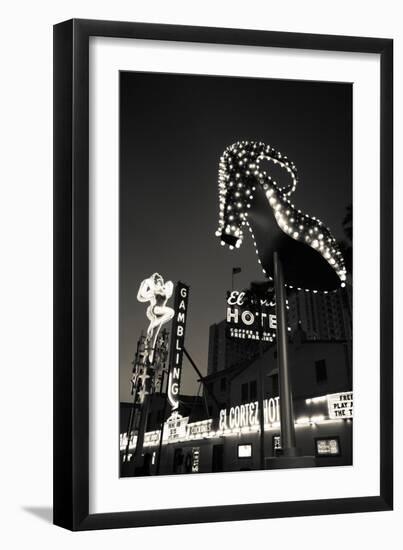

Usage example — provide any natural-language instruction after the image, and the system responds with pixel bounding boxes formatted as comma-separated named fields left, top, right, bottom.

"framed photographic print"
left=53, top=19, right=393, bottom=530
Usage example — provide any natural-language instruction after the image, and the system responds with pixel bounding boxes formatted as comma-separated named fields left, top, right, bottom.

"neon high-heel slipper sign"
left=215, top=141, right=347, bottom=291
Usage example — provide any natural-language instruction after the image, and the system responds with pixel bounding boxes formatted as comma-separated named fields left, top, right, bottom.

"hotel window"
left=271, top=374, right=279, bottom=395
left=249, top=380, right=257, bottom=401
left=315, top=359, right=327, bottom=384
left=241, top=382, right=249, bottom=403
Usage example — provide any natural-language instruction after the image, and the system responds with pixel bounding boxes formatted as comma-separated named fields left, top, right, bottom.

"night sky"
left=119, top=71, right=352, bottom=402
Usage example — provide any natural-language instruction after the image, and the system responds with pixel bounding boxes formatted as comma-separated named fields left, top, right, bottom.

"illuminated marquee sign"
left=315, top=437, right=340, bottom=457
left=219, top=397, right=280, bottom=431
left=226, top=291, right=276, bottom=342
left=119, top=431, right=136, bottom=451
left=187, top=419, right=212, bottom=438
left=163, top=414, right=189, bottom=443
left=143, top=430, right=160, bottom=447
left=167, top=282, right=190, bottom=410
left=238, top=444, right=252, bottom=458
left=327, top=392, right=353, bottom=419
left=272, top=434, right=282, bottom=455
left=191, top=447, right=200, bottom=472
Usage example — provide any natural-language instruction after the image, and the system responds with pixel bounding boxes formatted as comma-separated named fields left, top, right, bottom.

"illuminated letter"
left=241, top=311, right=254, bottom=325
left=240, top=405, right=246, bottom=427
left=229, top=407, right=235, bottom=429
left=177, top=312, right=185, bottom=323
left=227, top=307, right=239, bottom=323
left=219, top=410, right=227, bottom=431
left=274, top=396, right=280, bottom=421
left=173, top=367, right=181, bottom=379
left=234, top=406, right=240, bottom=428
left=227, top=291, right=238, bottom=305
left=268, top=398, right=277, bottom=423
left=244, top=403, right=250, bottom=426
left=249, top=402, right=255, bottom=426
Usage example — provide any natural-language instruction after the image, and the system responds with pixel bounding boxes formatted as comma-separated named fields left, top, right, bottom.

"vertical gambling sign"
left=167, top=282, right=190, bottom=411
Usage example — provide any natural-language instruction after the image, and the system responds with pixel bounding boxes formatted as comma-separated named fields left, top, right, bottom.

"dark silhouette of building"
left=287, top=286, right=352, bottom=341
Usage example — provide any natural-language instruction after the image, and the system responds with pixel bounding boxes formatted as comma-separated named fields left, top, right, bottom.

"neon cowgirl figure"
left=137, top=273, right=175, bottom=363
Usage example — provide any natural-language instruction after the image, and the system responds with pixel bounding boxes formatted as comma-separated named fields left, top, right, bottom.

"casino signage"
left=327, top=392, right=353, bottom=419
left=120, top=391, right=353, bottom=460
left=226, top=290, right=276, bottom=342
left=191, top=447, right=200, bottom=472
left=167, top=282, right=190, bottom=410
left=219, top=397, right=280, bottom=431
left=163, top=414, right=189, bottom=443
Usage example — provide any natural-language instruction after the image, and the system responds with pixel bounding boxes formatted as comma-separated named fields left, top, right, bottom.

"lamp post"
left=273, top=252, right=298, bottom=456
left=245, top=281, right=273, bottom=470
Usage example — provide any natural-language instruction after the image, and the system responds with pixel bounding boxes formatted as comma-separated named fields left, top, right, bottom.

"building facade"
left=120, top=327, right=352, bottom=476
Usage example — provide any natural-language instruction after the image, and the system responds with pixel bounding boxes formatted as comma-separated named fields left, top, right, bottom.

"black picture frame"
left=53, top=18, right=393, bottom=531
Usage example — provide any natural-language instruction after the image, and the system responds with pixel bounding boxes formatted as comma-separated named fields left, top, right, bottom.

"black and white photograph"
left=119, top=71, right=353, bottom=477
left=0, top=0, right=398, bottom=544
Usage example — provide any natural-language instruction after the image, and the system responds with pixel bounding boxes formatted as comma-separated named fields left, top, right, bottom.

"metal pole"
left=124, top=397, right=136, bottom=465
left=183, top=347, right=221, bottom=409
left=273, top=251, right=298, bottom=456
left=155, top=360, right=172, bottom=475
left=255, top=293, right=266, bottom=470
left=258, top=356, right=266, bottom=469
left=155, top=387, right=169, bottom=475
left=133, top=393, right=150, bottom=474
